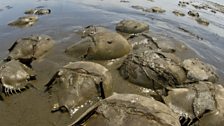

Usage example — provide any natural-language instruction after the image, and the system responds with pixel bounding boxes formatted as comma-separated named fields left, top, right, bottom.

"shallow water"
left=0, top=0, right=224, bottom=125
left=0, top=0, right=224, bottom=77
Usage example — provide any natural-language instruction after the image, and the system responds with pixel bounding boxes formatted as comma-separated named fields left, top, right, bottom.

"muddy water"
left=0, top=0, right=224, bottom=126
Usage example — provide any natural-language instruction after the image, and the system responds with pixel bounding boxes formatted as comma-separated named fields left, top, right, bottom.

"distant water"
left=0, top=0, right=224, bottom=81
left=209, top=0, right=224, bottom=4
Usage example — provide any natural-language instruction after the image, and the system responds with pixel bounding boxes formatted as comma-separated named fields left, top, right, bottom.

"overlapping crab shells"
left=0, top=60, right=36, bottom=96
left=77, top=93, right=180, bottom=126
left=8, top=15, right=38, bottom=27
left=127, top=33, right=176, bottom=53
left=198, top=84, right=224, bottom=126
left=116, top=19, right=149, bottom=34
left=163, top=81, right=224, bottom=126
left=25, top=8, right=51, bottom=15
left=65, top=26, right=131, bottom=60
left=128, top=33, right=158, bottom=51
left=7, top=35, right=55, bottom=65
left=119, top=50, right=186, bottom=89
left=45, top=61, right=112, bottom=117
left=182, top=58, right=218, bottom=83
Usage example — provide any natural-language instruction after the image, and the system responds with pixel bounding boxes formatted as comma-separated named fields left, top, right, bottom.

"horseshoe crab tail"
left=44, top=72, right=59, bottom=92
left=4, top=56, right=12, bottom=62
left=0, top=85, right=3, bottom=100
left=25, top=83, right=36, bottom=90
left=0, top=95, right=3, bottom=100
left=68, top=102, right=100, bottom=126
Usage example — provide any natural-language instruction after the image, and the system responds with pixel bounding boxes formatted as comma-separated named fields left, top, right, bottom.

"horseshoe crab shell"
left=119, top=50, right=186, bottom=89
left=144, top=7, right=166, bottom=13
left=8, top=15, right=38, bottom=27
left=0, top=60, right=36, bottom=96
left=198, top=84, right=224, bottom=126
left=74, top=93, right=180, bottom=126
left=65, top=26, right=131, bottom=60
left=127, top=33, right=176, bottom=53
left=195, top=17, right=209, bottom=26
left=182, top=58, right=218, bottom=83
left=188, top=10, right=199, bottom=17
left=163, top=81, right=222, bottom=126
left=7, top=35, right=55, bottom=65
left=45, top=61, right=112, bottom=117
left=25, top=8, right=51, bottom=15
left=116, top=19, right=149, bottom=34
left=79, top=25, right=109, bottom=38
left=172, top=10, right=185, bottom=16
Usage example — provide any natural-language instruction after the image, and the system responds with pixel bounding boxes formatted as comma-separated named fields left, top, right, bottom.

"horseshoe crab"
left=182, top=58, right=218, bottom=83
left=8, top=15, right=38, bottom=27
left=195, top=17, right=209, bottom=26
left=119, top=50, right=186, bottom=89
left=25, top=8, right=51, bottom=15
left=163, top=81, right=224, bottom=126
left=178, top=1, right=189, bottom=7
left=65, top=26, right=131, bottom=60
left=127, top=33, right=176, bottom=53
left=131, top=5, right=145, bottom=10
left=188, top=10, right=199, bottom=17
left=172, top=10, right=185, bottom=16
left=198, top=83, right=224, bottom=126
left=7, top=35, right=55, bottom=65
left=0, top=60, right=36, bottom=96
left=120, top=0, right=130, bottom=3
left=144, top=7, right=166, bottom=13
left=116, top=19, right=149, bottom=34
left=73, top=93, right=180, bottom=126
left=45, top=61, right=112, bottom=117
left=79, top=25, right=109, bottom=38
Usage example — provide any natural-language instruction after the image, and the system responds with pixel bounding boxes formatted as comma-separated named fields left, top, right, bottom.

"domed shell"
left=65, top=27, right=131, bottom=60
left=8, top=35, right=55, bottom=65
left=182, top=58, right=218, bottom=83
left=188, top=10, right=199, bottom=17
left=25, top=8, right=51, bottom=15
left=0, top=60, right=36, bottom=96
left=127, top=33, right=176, bottom=53
left=76, top=93, right=180, bottom=126
left=144, top=7, right=166, bottom=13
left=195, top=17, right=209, bottom=26
left=163, top=81, right=223, bottom=126
left=8, top=15, right=38, bottom=27
left=120, top=50, right=186, bottom=89
left=45, top=61, right=112, bottom=117
left=116, top=19, right=149, bottom=34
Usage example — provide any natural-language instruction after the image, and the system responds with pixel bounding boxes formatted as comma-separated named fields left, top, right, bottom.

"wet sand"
left=0, top=0, right=224, bottom=126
